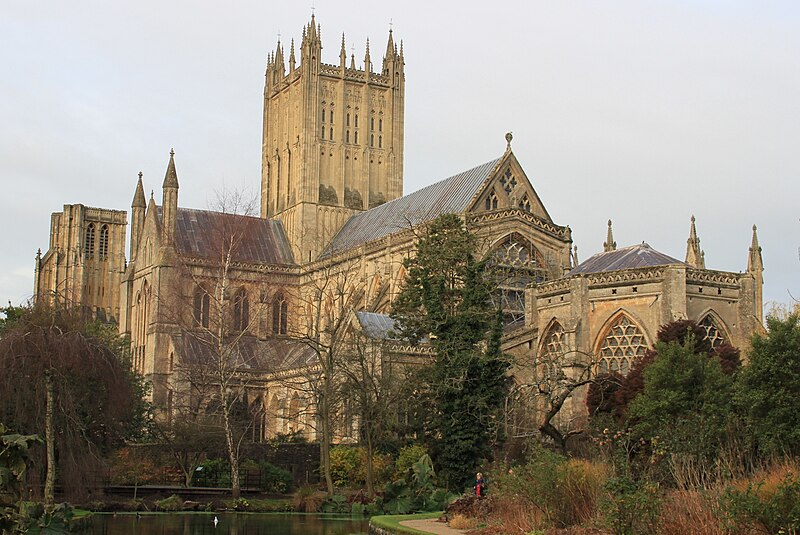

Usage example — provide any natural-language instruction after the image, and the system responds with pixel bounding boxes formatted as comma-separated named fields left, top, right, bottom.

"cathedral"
left=33, top=15, right=764, bottom=441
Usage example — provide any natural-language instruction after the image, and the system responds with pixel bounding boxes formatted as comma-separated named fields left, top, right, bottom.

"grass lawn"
left=370, top=512, right=443, bottom=535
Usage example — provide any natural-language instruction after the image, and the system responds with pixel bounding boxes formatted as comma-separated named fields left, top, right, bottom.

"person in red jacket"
left=473, top=472, right=485, bottom=497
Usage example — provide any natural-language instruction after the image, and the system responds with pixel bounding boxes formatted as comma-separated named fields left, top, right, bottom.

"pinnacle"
left=133, top=172, right=146, bottom=208
left=163, top=148, right=179, bottom=189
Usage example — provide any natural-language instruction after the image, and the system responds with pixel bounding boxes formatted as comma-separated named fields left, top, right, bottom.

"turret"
left=685, top=215, right=705, bottom=268
left=131, top=171, right=146, bottom=260
left=603, top=219, right=616, bottom=252
left=161, top=149, right=179, bottom=244
left=747, top=224, right=764, bottom=323
left=300, top=14, right=322, bottom=72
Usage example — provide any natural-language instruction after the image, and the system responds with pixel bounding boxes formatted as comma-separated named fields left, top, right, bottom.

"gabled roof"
left=356, top=311, right=397, bottom=340
left=168, top=207, right=295, bottom=265
left=322, top=157, right=502, bottom=256
left=569, top=243, right=687, bottom=275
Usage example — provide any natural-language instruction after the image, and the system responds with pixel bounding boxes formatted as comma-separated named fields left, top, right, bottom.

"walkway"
left=399, top=518, right=468, bottom=535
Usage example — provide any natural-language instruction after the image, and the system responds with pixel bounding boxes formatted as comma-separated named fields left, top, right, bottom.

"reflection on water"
left=89, top=513, right=369, bottom=535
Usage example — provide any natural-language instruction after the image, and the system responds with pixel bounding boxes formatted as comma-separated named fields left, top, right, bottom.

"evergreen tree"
left=393, top=214, right=510, bottom=491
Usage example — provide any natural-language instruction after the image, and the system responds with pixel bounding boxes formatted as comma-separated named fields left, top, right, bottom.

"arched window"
left=346, top=113, right=350, bottom=126
left=699, top=315, right=725, bottom=349
left=329, top=127, right=333, bottom=141
left=233, top=288, right=249, bottom=332
left=194, top=287, right=210, bottom=329
left=84, top=223, right=96, bottom=259
left=321, top=125, right=325, bottom=139
left=518, top=195, right=531, bottom=212
left=379, top=118, right=383, bottom=132
left=251, top=397, right=266, bottom=443
left=272, top=293, right=288, bottom=335
left=539, top=322, right=566, bottom=380
left=354, top=131, right=358, bottom=144
left=354, top=114, right=359, bottom=128
left=346, top=130, right=350, bottom=143
left=485, top=191, right=499, bottom=211
left=370, top=116, right=375, bottom=130
left=330, top=110, right=334, bottom=123
left=370, top=134, right=374, bottom=147
left=597, top=314, right=648, bottom=376
left=321, top=108, right=326, bottom=123
left=98, top=224, right=109, bottom=260
left=379, top=135, right=382, bottom=148
left=489, top=235, right=548, bottom=326
left=133, top=280, right=151, bottom=374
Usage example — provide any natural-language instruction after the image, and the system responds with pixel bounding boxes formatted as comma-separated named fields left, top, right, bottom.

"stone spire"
left=685, top=215, right=705, bottom=268
left=603, top=219, right=616, bottom=252
left=364, top=38, right=371, bottom=73
left=339, top=33, right=347, bottom=68
left=289, top=39, right=296, bottom=72
left=161, top=149, right=179, bottom=243
left=747, top=224, right=763, bottom=274
left=382, top=27, right=395, bottom=74
left=132, top=171, right=146, bottom=208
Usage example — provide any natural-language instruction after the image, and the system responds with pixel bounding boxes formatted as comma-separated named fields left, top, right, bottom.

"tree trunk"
left=365, top=431, right=374, bottom=497
left=44, top=369, right=56, bottom=506
left=319, top=411, right=334, bottom=495
left=220, top=387, right=241, bottom=499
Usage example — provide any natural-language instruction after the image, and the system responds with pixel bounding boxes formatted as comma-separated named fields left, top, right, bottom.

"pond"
left=88, top=512, right=370, bottom=534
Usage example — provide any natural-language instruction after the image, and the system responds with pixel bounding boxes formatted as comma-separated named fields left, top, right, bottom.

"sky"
left=1, top=1, right=798, bottom=310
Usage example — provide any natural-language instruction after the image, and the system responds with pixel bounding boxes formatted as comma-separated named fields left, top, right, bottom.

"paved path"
left=399, top=518, right=468, bottom=535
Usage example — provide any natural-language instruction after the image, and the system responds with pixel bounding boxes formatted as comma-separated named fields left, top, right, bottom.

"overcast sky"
left=1, top=1, right=797, bottom=311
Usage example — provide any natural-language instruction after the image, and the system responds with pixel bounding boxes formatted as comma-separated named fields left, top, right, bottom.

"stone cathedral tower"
left=261, top=15, right=405, bottom=261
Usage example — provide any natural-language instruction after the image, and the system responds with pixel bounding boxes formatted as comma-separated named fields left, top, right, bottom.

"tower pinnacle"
left=748, top=224, right=763, bottom=273
left=685, top=215, right=705, bottom=268
left=603, top=219, right=616, bottom=252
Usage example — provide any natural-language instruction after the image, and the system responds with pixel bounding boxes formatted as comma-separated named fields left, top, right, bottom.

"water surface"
left=89, top=512, right=369, bottom=535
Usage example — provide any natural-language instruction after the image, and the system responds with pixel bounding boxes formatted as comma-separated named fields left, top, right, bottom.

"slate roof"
left=569, top=243, right=687, bottom=275
left=356, top=311, right=397, bottom=340
left=181, top=335, right=316, bottom=372
left=322, top=158, right=502, bottom=256
left=168, top=207, right=295, bottom=265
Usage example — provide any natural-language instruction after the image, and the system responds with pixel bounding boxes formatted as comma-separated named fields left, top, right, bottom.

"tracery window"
left=232, top=288, right=249, bottom=332
left=84, top=223, right=96, bottom=259
left=485, top=191, right=499, bottom=211
left=489, top=235, right=548, bottom=326
left=98, top=224, right=109, bottom=260
left=700, top=315, right=725, bottom=349
left=272, top=293, right=288, bottom=335
left=598, top=315, right=648, bottom=376
left=500, top=168, right=517, bottom=194
left=539, top=322, right=565, bottom=380
left=193, top=287, right=210, bottom=329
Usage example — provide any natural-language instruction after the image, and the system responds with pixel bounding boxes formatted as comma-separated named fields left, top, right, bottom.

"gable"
left=467, top=151, right=552, bottom=222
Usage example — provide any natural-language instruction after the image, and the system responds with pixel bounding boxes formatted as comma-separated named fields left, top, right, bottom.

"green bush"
left=257, top=461, right=293, bottom=493
left=155, top=494, right=183, bottom=511
left=601, top=476, right=661, bottom=535
left=720, top=470, right=800, bottom=534
left=330, top=446, right=361, bottom=487
left=394, top=445, right=427, bottom=480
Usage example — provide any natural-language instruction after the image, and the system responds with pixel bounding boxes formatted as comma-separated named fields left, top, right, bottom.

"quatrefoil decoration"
left=499, top=169, right=517, bottom=194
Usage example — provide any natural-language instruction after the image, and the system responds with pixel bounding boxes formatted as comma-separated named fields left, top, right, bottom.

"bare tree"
left=160, top=189, right=273, bottom=498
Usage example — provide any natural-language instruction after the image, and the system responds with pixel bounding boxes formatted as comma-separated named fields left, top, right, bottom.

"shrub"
left=394, top=445, right=428, bottom=480
left=448, top=514, right=477, bottom=529
left=292, top=485, right=326, bottom=512
left=600, top=476, right=661, bottom=535
left=720, top=463, right=800, bottom=534
left=154, top=494, right=183, bottom=512
left=257, top=461, right=293, bottom=493
left=330, top=446, right=361, bottom=487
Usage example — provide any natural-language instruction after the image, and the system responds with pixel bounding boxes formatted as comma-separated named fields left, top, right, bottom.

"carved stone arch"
left=487, top=233, right=548, bottom=327
left=593, top=309, right=651, bottom=376
left=538, top=317, right=566, bottom=359
left=487, top=232, right=546, bottom=266
left=696, top=308, right=730, bottom=350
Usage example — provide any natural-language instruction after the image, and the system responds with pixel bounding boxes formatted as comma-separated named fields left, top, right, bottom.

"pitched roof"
left=170, top=207, right=295, bottom=265
left=356, top=311, right=397, bottom=340
left=569, top=243, right=687, bottom=275
left=322, top=157, right=502, bottom=256
left=181, top=335, right=315, bottom=372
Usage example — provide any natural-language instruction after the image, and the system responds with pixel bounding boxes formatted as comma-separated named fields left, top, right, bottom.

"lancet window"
left=272, top=293, right=288, bottom=335
left=518, top=195, right=531, bottom=212
left=98, top=224, right=109, bottom=260
left=84, top=223, right=96, bottom=259
left=193, top=287, right=211, bottom=329
left=597, top=315, right=648, bottom=376
left=485, top=191, right=499, bottom=211
left=699, top=315, right=725, bottom=350
left=233, top=288, right=249, bottom=332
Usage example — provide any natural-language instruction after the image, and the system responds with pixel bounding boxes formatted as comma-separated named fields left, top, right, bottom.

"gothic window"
left=346, top=130, right=350, bottom=143
left=539, top=322, right=566, bottom=379
left=98, top=224, right=109, bottom=260
left=251, top=398, right=266, bottom=443
left=84, top=223, right=96, bottom=259
left=489, top=235, right=548, bottom=326
left=518, top=195, right=531, bottom=212
left=233, top=287, right=249, bottom=332
left=370, top=116, right=375, bottom=130
left=288, top=393, right=301, bottom=433
left=330, top=110, right=334, bottom=123
left=379, top=135, right=382, bottom=148
left=133, top=281, right=151, bottom=374
left=355, top=114, right=359, bottom=128
left=485, top=191, right=499, bottom=211
left=597, top=315, right=648, bottom=376
left=346, top=113, right=350, bottom=126
left=321, top=108, right=325, bottom=123
left=272, top=293, right=288, bottom=335
left=329, top=127, right=333, bottom=141
left=499, top=168, right=517, bottom=195
left=321, top=125, right=325, bottom=139
left=700, top=315, right=725, bottom=350
left=370, top=134, right=374, bottom=147
left=379, top=118, right=383, bottom=132
left=354, top=131, right=358, bottom=144
left=193, top=287, right=210, bottom=329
